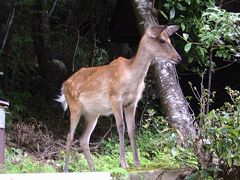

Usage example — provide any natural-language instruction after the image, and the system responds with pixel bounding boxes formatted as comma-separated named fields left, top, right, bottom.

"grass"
left=3, top=148, right=56, bottom=173
left=2, top=129, right=197, bottom=177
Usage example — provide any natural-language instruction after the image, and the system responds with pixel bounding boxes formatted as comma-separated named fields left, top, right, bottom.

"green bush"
left=8, top=92, right=31, bottom=118
left=203, top=87, right=240, bottom=167
left=189, top=87, right=240, bottom=178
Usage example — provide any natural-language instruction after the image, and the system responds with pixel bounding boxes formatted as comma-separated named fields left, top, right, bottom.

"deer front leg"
left=124, top=104, right=140, bottom=168
left=111, top=97, right=128, bottom=168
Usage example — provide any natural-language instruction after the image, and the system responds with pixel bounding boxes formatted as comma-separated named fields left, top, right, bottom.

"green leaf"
left=199, top=47, right=206, bottom=57
left=236, top=138, right=240, bottom=146
left=177, top=3, right=186, bottom=11
left=229, top=128, right=239, bottom=137
left=170, top=7, right=175, bottom=20
left=227, top=158, right=233, bottom=167
left=196, top=0, right=201, bottom=4
left=171, top=147, right=178, bottom=157
left=188, top=57, right=193, bottom=63
left=163, top=3, right=171, bottom=9
left=184, top=43, right=192, bottom=53
left=185, top=0, right=191, bottom=5
left=181, top=23, right=185, bottom=31
left=183, top=33, right=189, bottom=40
left=160, top=10, right=168, bottom=20
left=200, top=35, right=209, bottom=42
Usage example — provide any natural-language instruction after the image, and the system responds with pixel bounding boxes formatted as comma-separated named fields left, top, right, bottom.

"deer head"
left=143, top=25, right=181, bottom=64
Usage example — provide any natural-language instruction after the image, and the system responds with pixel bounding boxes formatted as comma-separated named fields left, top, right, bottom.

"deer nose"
left=177, top=56, right=182, bottom=62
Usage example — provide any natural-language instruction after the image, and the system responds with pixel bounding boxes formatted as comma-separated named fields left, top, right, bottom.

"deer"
left=55, top=25, right=181, bottom=172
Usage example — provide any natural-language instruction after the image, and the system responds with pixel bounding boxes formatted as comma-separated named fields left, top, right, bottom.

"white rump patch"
left=54, top=88, right=68, bottom=111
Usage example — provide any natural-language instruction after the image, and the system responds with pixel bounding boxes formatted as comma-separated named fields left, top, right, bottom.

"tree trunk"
left=32, top=0, right=67, bottom=99
left=0, top=1, right=15, bottom=53
left=130, top=0, right=213, bottom=169
left=130, top=0, right=196, bottom=142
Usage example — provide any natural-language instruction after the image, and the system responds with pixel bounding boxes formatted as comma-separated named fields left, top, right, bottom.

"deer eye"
left=159, top=39, right=165, bottom=44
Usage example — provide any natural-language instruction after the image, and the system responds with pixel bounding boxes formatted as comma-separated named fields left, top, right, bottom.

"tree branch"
left=1, top=2, right=15, bottom=53
left=49, top=0, right=58, bottom=17
left=72, top=30, right=80, bottom=72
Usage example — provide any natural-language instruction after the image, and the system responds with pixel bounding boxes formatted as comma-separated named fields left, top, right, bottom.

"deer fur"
left=56, top=25, right=181, bottom=171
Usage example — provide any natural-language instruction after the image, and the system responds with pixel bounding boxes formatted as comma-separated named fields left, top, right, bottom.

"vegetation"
left=4, top=119, right=197, bottom=176
left=160, top=0, right=239, bottom=178
left=4, top=88, right=239, bottom=178
left=195, top=88, right=240, bottom=179
left=4, top=148, right=56, bottom=173
left=160, top=0, right=239, bottom=72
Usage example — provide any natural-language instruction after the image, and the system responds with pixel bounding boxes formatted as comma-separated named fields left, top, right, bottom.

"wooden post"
left=0, top=128, right=5, bottom=165
left=0, top=98, right=9, bottom=168
left=0, top=108, right=6, bottom=166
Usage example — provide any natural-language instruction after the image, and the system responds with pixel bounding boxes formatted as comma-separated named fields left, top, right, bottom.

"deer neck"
left=130, top=39, right=153, bottom=82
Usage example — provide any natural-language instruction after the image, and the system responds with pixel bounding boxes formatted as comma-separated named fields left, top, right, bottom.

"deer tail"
left=55, top=87, right=68, bottom=112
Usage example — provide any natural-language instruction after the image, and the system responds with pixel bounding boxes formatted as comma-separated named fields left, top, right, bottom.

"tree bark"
left=32, top=0, right=67, bottom=99
left=130, top=0, right=196, bottom=143
left=0, top=1, right=15, bottom=53
left=130, top=0, right=214, bottom=169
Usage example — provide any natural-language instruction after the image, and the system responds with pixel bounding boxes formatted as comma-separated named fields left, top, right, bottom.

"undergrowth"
left=3, top=148, right=56, bottom=173
left=3, top=126, right=197, bottom=177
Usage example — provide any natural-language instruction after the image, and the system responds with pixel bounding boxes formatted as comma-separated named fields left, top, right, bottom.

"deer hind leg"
left=124, top=104, right=140, bottom=168
left=64, top=103, right=81, bottom=172
left=79, top=114, right=98, bottom=171
left=111, top=97, right=128, bottom=168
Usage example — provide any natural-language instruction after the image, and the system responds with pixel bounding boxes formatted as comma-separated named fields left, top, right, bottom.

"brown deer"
left=56, top=25, right=181, bottom=172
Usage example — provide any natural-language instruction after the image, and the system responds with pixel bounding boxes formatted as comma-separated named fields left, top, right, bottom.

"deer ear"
left=165, top=25, right=180, bottom=36
left=146, top=25, right=166, bottom=38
